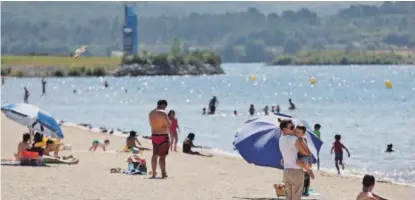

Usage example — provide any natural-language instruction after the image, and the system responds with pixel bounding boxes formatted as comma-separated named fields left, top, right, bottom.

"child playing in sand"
left=331, top=134, right=351, bottom=174
left=295, top=124, right=315, bottom=179
left=89, top=139, right=110, bottom=152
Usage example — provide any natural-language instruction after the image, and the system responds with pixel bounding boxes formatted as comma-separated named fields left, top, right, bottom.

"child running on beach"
left=89, top=139, right=110, bottom=152
left=295, top=124, right=315, bottom=179
left=331, top=134, right=351, bottom=174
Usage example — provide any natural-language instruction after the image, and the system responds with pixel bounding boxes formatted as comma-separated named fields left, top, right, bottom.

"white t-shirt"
left=279, top=134, right=300, bottom=169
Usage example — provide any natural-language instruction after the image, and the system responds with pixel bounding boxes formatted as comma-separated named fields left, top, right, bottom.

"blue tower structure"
left=123, top=3, right=138, bottom=55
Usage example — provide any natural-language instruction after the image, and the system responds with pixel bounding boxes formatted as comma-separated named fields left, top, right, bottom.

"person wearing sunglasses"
left=279, top=119, right=310, bottom=200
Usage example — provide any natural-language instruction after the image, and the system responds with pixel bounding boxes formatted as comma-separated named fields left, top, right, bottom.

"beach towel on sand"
left=1, top=159, right=48, bottom=167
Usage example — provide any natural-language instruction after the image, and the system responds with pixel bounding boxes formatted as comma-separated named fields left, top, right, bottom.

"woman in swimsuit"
left=182, top=133, right=212, bottom=157
left=168, top=110, right=180, bottom=152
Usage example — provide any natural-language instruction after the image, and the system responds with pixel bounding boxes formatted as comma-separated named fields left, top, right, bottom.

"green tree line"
left=1, top=2, right=414, bottom=63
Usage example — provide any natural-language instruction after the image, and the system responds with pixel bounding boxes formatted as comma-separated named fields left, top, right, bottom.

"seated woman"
left=182, top=133, right=212, bottom=157
left=29, top=132, right=45, bottom=156
left=15, top=133, right=31, bottom=160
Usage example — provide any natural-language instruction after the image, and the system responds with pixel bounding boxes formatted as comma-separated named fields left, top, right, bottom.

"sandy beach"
left=1, top=115, right=414, bottom=200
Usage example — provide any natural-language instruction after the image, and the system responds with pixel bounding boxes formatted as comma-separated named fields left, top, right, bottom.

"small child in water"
left=89, top=139, right=110, bottom=152
left=295, top=124, right=315, bottom=179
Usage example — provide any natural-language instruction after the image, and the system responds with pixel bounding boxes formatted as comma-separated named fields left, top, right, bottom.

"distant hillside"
left=1, top=1, right=414, bottom=63
left=1, top=2, right=378, bottom=20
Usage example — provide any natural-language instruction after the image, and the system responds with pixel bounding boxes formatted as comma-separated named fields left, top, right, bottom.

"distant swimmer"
left=233, top=110, right=238, bottom=116
left=249, top=104, right=255, bottom=116
left=202, top=108, right=206, bottom=115
left=263, top=105, right=269, bottom=115
left=104, top=81, right=109, bottom=88
left=385, top=144, right=394, bottom=153
left=73, top=89, right=77, bottom=94
left=276, top=105, right=281, bottom=113
left=288, top=99, right=296, bottom=110
left=208, top=96, right=219, bottom=115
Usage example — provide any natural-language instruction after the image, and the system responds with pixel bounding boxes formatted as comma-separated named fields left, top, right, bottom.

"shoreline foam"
left=61, top=120, right=415, bottom=187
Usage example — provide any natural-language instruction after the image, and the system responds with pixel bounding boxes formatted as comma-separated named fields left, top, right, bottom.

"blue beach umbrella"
left=1, top=103, right=64, bottom=139
left=233, top=114, right=323, bottom=169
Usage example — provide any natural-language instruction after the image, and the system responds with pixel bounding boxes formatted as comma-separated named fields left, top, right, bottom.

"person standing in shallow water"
left=23, top=87, right=30, bottom=103
left=263, top=105, right=269, bottom=115
left=288, top=99, right=296, bottom=110
left=208, top=96, right=219, bottom=115
left=313, top=124, right=322, bottom=170
left=41, top=76, right=47, bottom=96
left=149, top=100, right=170, bottom=178
left=249, top=104, right=255, bottom=116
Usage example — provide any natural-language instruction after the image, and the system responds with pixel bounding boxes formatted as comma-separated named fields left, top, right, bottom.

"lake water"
left=1, top=63, right=415, bottom=186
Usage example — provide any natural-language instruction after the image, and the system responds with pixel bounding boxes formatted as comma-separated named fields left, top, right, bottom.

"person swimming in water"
left=202, top=108, right=206, bottom=115
left=182, top=133, right=212, bottom=157
left=233, top=110, right=238, bottom=116
left=276, top=105, right=281, bottom=113
left=385, top=144, right=394, bottom=153
left=288, top=99, right=296, bottom=110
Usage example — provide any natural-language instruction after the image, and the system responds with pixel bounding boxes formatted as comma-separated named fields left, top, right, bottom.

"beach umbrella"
left=1, top=103, right=64, bottom=139
left=233, top=114, right=323, bottom=169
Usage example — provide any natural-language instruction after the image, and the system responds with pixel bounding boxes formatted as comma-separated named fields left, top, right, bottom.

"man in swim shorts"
left=149, top=100, right=170, bottom=178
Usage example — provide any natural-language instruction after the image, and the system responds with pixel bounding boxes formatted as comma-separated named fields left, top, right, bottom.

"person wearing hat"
left=356, top=175, right=388, bottom=200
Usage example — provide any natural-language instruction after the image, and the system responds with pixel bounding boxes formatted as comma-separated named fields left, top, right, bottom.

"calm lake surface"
left=1, top=63, right=415, bottom=186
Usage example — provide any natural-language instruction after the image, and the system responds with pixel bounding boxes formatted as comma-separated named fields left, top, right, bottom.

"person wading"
left=149, top=100, right=170, bottom=178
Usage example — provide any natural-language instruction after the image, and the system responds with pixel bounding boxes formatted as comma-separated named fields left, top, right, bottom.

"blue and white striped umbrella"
left=234, top=114, right=323, bottom=169
left=1, top=103, right=64, bottom=139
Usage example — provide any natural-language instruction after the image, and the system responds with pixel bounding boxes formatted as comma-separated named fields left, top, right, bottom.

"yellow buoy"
left=310, top=77, right=316, bottom=85
left=250, top=74, right=257, bottom=81
left=385, top=80, right=392, bottom=89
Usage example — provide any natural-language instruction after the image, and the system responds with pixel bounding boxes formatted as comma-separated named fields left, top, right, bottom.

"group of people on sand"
left=278, top=118, right=387, bottom=200
left=14, top=131, right=73, bottom=165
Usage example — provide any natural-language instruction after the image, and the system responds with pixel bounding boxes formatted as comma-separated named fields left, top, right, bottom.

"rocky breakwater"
left=113, top=51, right=224, bottom=76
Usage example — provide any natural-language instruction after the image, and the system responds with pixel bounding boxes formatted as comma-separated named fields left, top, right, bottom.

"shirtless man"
left=356, top=175, right=388, bottom=200
left=149, top=100, right=170, bottom=178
